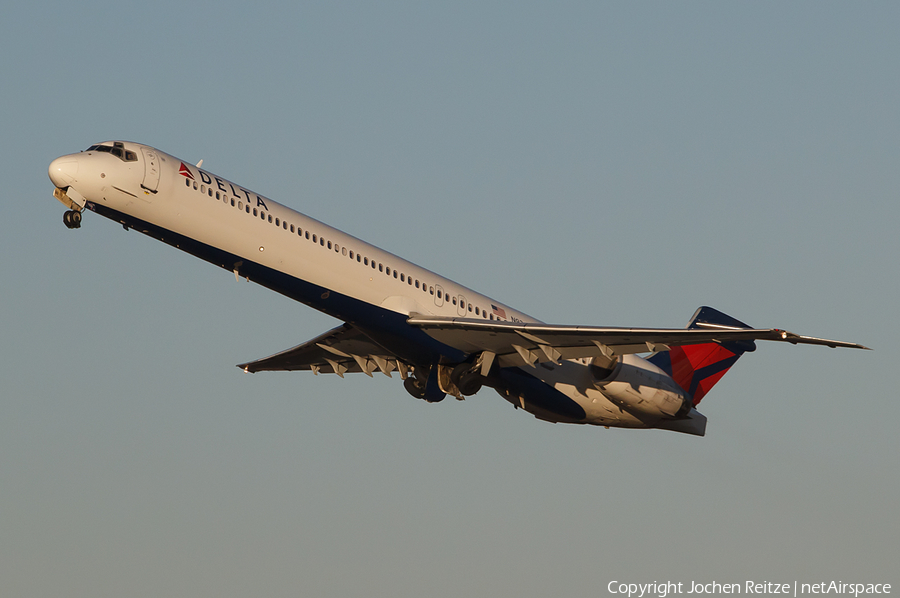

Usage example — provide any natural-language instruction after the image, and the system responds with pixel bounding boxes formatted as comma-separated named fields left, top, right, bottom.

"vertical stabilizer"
left=648, top=307, right=756, bottom=405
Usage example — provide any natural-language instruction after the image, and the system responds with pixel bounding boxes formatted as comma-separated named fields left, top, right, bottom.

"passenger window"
left=342, top=247, right=347, bottom=256
left=290, top=224, right=295, bottom=233
left=379, top=264, right=384, bottom=272
left=245, top=205, right=250, bottom=213
left=320, top=238, right=325, bottom=246
left=430, top=287, right=434, bottom=295
left=185, top=179, right=190, bottom=187
left=231, top=199, right=235, bottom=206
left=415, top=280, right=419, bottom=288
left=238, top=201, right=242, bottom=209
left=312, top=234, right=317, bottom=243
left=216, top=191, right=220, bottom=199
left=201, top=185, right=206, bottom=193
left=275, top=218, right=280, bottom=226
left=268, top=215, right=273, bottom=223
left=452, top=298, right=457, bottom=306
left=209, top=189, right=213, bottom=197
left=193, top=182, right=198, bottom=190
left=437, top=290, right=442, bottom=299
left=283, top=221, right=288, bottom=230
left=468, top=304, right=472, bottom=312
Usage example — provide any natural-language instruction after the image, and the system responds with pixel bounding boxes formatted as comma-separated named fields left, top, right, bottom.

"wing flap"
left=237, top=324, right=408, bottom=377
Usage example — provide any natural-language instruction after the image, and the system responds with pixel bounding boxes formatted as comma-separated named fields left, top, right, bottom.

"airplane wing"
left=239, top=315, right=869, bottom=375
left=407, top=315, right=870, bottom=369
left=237, top=324, right=410, bottom=378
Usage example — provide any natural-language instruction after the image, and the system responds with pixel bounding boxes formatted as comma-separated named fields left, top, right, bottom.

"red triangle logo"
left=178, top=162, right=195, bottom=179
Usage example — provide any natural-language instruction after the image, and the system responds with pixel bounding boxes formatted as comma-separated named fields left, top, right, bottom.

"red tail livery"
left=648, top=307, right=757, bottom=404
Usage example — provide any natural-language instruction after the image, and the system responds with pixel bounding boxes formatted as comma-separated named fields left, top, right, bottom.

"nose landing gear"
left=63, top=210, right=82, bottom=229
left=54, top=188, right=85, bottom=230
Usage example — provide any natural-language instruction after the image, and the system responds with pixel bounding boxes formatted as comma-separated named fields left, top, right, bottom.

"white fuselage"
left=49, top=141, right=696, bottom=433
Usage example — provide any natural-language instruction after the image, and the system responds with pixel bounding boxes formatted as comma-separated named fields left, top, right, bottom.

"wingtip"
left=828, top=342, right=872, bottom=350
left=784, top=331, right=872, bottom=351
left=825, top=339, right=872, bottom=351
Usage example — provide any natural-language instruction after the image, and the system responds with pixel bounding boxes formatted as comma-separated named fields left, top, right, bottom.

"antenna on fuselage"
left=196, top=159, right=203, bottom=168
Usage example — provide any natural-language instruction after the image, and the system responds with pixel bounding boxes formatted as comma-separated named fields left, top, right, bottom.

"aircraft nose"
left=49, top=156, right=79, bottom=188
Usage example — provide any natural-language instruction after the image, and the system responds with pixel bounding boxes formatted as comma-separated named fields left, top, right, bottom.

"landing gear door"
left=140, top=146, right=160, bottom=193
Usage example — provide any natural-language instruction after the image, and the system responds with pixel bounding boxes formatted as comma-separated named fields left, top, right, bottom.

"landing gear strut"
left=63, top=210, right=82, bottom=229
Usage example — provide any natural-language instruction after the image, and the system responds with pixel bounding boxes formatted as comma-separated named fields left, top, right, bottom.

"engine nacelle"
left=590, top=353, right=690, bottom=419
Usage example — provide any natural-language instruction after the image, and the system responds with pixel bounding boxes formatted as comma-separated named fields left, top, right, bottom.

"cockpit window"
left=86, top=142, right=138, bottom=162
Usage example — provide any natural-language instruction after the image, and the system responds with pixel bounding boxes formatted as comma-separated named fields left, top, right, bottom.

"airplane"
left=48, top=141, right=869, bottom=436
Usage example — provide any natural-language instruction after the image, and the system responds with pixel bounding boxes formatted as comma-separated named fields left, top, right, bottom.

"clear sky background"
left=1, top=2, right=897, bottom=597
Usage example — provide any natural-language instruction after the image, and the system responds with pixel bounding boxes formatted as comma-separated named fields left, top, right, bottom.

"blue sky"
left=2, top=2, right=897, bottom=596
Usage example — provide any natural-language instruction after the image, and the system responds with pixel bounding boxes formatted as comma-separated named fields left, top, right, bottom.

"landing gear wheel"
left=403, top=376, right=427, bottom=400
left=451, top=362, right=483, bottom=396
left=63, top=210, right=82, bottom=229
left=456, top=374, right=483, bottom=397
